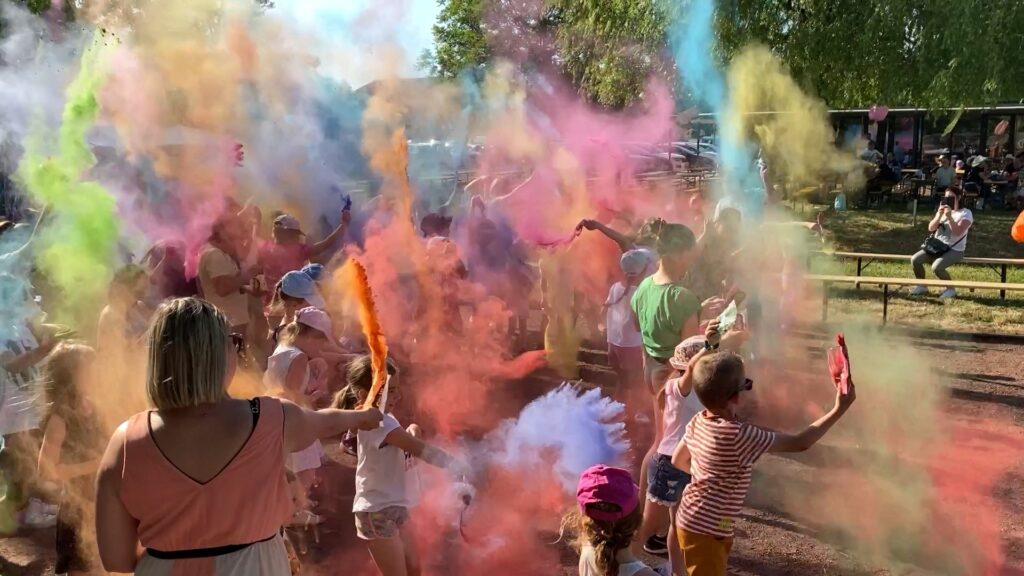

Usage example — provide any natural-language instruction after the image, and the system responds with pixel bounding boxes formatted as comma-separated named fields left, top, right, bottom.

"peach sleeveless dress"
left=119, top=397, right=294, bottom=576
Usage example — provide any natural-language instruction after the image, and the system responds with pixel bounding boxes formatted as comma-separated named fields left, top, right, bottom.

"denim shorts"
left=646, top=453, right=691, bottom=506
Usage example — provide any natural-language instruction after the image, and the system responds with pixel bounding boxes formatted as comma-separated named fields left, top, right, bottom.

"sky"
left=272, top=0, right=440, bottom=88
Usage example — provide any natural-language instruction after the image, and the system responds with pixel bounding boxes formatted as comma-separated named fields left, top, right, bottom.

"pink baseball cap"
left=576, top=465, right=638, bottom=522
left=296, top=306, right=332, bottom=339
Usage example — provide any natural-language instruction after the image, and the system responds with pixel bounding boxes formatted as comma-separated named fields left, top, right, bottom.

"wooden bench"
left=813, top=251, right=1024, bottom=300
left=807, top=274, right=1024, bottom=324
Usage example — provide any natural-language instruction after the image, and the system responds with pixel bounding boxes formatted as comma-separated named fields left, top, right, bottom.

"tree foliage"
left=428, top=0, right=670, bottom=109
left=431, top=0, right=1024, bottom=110
left=426, top=0, right=491, bottom=78
left=715, top=0, right=1024, bottom=108
left=552, top=0, right=671, bottom=108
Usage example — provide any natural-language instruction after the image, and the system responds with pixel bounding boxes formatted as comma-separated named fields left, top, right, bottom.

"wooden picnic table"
left=807, top=273, right=1024, bottom=323
left=812, top=251, right=1024, bottom=299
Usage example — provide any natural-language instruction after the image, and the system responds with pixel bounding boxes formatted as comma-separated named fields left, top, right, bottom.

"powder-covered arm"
left=282, top=400, right=382, bottom=453
left=576, top=219, right=633, bottom=252
left=308, top=210, right=351, bottom=257
left=384, top=428, right=469, bottom=476
left=769, top=380, right=856, bottom=453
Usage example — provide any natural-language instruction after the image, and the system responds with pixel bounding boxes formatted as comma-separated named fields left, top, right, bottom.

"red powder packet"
left=826, top=333, right=851, bottom=394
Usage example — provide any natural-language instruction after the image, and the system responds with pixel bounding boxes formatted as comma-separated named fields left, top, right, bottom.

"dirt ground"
left=2, top=328, right=1023, bottom=576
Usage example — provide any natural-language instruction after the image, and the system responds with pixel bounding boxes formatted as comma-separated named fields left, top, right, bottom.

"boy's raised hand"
left=837, top=372, right=856, bottom=411
left=704, top=318, right=722, bottom=346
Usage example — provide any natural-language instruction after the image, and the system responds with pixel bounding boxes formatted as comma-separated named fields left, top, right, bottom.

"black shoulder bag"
left=921, top=229, right=966, bottom=257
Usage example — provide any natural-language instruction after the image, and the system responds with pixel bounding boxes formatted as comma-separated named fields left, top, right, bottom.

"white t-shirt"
left=197, top=244, right=249, bottom=327
left=353, top=413, right=410, bottom=513
left=935, top=208, right=973, bottom=252
left=0, top=325, right=43, bottom=435
left=657, top=377, right=705, bottom=456
left=579, top=545, right=658, bottom=576
left=605, top=282, right=642, bottom=348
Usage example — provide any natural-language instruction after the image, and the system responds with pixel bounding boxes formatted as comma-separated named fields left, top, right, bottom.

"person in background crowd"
left=0, top=274, right=59, bottom=532
left=97, top=265, right=149, bottom=353
left=910, top=186, right=973, bottom=300
left=604, top=250, right=648, bottom=401
left=859, top=140, right=883, bottom=164
left=95, top=297, right=381, bottom=575
left=260, top=211, right=350, bottom=295
left=419, top=213, right=453, bottom=241
left=688, top=206, right=742, bottom=302
left=36, top=343, right=105, bottom=576
left=198, top=215, right=257, bottom=337
left=141, top=240, right=196, bottom=301
left=1010, top=152, right=1024, bottom=210
left=268, top=266, right=328, bottom=343
left=932, top=156, right=956, bottom=196
left=893, top=141, right=907, bottom=166
left=963, top=156, right=993, bottom=209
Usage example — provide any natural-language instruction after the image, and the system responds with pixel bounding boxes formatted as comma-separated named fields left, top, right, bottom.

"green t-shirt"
left=630, top=276, right=701, bottom=359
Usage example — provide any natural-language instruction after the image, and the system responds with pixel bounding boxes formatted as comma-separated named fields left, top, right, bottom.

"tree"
left=429, top=0, right=491, bottom=79
left=429, top=0, right=671, bottom=109
left=552, top=0, right=671, bottom=108
left=714, top=0, right=1024, bottom=109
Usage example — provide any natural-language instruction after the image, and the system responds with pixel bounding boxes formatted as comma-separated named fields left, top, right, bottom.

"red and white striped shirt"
left=676, top=410, right=775, bottom=538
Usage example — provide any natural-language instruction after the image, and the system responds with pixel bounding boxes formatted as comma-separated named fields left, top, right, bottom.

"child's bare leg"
left=667, top=505, right=683, bottom=576
left=400, top=522, right=421, bottom=576
left=636, top=500, right=669, bottom=556
left=366, top=537, right=408, bottom=576
left=631, top=448, right=656, bottom=556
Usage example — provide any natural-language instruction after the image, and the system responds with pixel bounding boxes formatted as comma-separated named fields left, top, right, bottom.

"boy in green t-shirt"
left=628, top=219, right=722, bottom=557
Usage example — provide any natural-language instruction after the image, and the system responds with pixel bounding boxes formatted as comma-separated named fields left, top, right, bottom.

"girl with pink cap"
left=564, top=465, right=659, bottom=576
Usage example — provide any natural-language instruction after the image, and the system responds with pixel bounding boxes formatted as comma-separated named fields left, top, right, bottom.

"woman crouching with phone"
left=909, top=186, right=973, bottom=300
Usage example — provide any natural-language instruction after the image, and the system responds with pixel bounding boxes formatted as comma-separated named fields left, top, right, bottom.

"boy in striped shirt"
left=671, top=351, right=856, bottom=575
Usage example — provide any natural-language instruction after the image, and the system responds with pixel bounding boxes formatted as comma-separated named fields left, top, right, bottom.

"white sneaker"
left=21, top=499, right=57, bottom=529
left=939, top=288, right=956, bottom=300
left=909, top=286, right=929, bottom=296
left=32, top=498, right=58, bottom=516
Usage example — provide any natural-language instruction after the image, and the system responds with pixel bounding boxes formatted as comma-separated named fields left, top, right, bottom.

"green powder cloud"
left=17, top=34, right=119, bottom=325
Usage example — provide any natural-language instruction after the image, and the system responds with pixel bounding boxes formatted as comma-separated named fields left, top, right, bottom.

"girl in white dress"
left=264, top=307, right=333, bottom=525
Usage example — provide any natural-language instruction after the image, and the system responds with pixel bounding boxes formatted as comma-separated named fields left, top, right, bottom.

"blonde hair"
left=41, top=341, right=95, bottom=425
left=146, top=297, right=230, bottom=409
left=277, top=321, right=323, bottom=347
left=560, top=503, right=643, bottom=576
left=331, top=353, right=398, bottom=410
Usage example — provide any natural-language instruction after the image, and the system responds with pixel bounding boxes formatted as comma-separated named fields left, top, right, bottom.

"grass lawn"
left=791, top=201, right=1024, bottom=334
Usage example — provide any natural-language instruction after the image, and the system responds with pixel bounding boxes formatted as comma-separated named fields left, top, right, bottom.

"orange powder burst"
left=345, top=259, right=389, bottom=409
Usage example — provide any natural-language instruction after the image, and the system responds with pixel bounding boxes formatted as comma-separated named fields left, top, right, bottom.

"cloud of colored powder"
left=16, top=33, right=118, bottom=325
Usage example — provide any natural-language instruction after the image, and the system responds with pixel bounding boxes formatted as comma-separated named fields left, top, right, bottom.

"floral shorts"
left=354, top=506, right=409, bottom=540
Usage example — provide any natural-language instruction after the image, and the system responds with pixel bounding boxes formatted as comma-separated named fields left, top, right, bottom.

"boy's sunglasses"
left=730, top=378, right=754, bottom=400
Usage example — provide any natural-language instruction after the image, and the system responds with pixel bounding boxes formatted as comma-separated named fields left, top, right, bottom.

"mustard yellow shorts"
left=678, top=528, right=733, bottom=576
